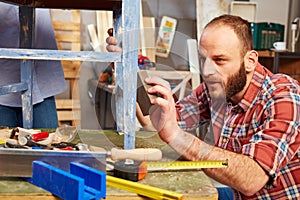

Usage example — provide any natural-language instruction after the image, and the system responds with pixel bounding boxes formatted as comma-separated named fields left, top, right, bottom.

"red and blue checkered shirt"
left=176, top=63, right=300, bottom=199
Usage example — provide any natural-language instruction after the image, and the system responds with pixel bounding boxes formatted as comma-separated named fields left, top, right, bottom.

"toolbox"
left=0, top=128, right=162, bottom=177
left=0, top=127, right=107, bottom=177
left=250, top=22, right=285, bottom=50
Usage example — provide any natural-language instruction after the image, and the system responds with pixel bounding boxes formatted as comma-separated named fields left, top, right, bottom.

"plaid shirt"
left=176, top=63, right=300, bottom=199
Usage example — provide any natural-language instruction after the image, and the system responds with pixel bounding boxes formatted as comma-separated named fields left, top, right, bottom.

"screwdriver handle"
left=110, top=148, right=162, bottom=161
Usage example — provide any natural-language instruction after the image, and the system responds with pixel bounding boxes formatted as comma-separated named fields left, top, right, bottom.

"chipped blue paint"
left=115, top=0, right=139, bottom=149
left=0, top=83, right=28, bottom=95
left=0, top=49, right=121, bottom=62
left=19, top=6, right=35, bottom=129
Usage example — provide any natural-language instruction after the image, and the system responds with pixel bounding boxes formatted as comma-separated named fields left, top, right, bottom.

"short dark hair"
left=205, top=14, right=254, bottom=56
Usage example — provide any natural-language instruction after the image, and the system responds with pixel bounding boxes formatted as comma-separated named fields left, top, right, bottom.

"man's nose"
left=201, top=59, right=217, bottom=77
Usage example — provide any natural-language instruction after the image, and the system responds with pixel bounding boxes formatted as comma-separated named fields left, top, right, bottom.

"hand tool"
left=146, top=160, right=228, bottom=171
left=9, top=127, right=41, bottom=139
left=0, top=145, right=162, bottom=177
left=112, top=159, right=228, bottom=182
left=89, top=145, right=162, bottom=161
left=4, top=139, right=30, bottom=149
left=18, top=135, right=50, bottom=148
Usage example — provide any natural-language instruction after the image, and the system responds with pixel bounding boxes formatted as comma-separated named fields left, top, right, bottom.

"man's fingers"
left=107, top=28, right=114, bottom=36
left=106, top=45, right=122, bottom=52
left=106, top=36, right=118, bottom=45
left=145, top=76, right=170, bottom=89
left=106, top=36, right=122, bottom=52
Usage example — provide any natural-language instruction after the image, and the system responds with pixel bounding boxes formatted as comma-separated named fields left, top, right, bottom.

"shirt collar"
left=238, top=63, right=269, bottom=112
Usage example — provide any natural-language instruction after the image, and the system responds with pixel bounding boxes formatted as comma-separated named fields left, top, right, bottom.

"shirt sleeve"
left=242, top=78, right=300, bottom=187
left=176, top=83, right=211, bottom=131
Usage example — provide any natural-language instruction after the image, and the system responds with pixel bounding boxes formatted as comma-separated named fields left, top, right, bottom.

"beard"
left=204, top=62, right=247, bottom=102
left=225, top=62, right=247, bottom=100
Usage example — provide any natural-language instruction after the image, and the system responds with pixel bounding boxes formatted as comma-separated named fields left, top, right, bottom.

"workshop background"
left=51, top=0, right=300, bottom=129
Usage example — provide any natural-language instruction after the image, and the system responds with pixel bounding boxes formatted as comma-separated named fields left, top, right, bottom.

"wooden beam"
left=52, top=22, right=80, bottom=31
left=55, top=99, right=80, bottom=109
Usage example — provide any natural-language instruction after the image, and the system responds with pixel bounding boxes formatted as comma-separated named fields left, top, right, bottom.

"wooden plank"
left=56, top=110, right=81, bottom=121
left=0, top=48, right=121, bottom=62
left=54, top=33, right=80, bottom=43
left=87, top=24, right=100, bottom=51
left=61, top=61, right=81, bottom=78
left=63, top=71, right=80, bottom=79
left=71, top=10, right=81, bottom=51
left=141, top=17, right=156, bottom=62
left=0, top=195, right=60, bottom=200
left=55, top=99, right=80, bottom=109
left=52, top=22, right=80, bottom=31
left=96, top=11, right=113, bottom=52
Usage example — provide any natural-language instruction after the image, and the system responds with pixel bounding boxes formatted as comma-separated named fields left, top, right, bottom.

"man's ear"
left=244, top=50, right=258, bottom=72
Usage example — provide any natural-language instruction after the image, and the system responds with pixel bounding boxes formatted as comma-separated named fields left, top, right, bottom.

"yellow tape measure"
left=146, top=160, right=228, bottom=172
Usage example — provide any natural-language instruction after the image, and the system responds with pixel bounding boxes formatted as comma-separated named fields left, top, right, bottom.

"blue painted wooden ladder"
left=0, top=0, right=140, bottom=149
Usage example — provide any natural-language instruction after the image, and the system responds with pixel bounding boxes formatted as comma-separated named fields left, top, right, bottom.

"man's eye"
left=215, top=58, right=225, bottom=63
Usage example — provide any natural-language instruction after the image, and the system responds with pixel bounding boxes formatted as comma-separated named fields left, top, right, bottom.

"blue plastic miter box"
left=26, top=161, right=106, bottom=200
left=250, top=22, right=285, bottom=50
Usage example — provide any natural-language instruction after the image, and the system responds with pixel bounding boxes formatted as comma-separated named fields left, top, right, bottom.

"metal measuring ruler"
left=146, top=160, right=228, bottom=172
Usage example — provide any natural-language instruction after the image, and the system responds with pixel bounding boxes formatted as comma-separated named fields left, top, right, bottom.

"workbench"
left=0, top=2, right=218, bottom=199
left=0, top=130, right=218, bottom=200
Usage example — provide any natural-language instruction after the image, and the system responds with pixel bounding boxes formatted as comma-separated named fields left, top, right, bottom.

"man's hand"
left=145, top=76, right=181, bottom=143
left=106, top=28, right=122, bottom=52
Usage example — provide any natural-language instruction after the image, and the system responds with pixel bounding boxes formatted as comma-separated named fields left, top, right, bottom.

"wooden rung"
left=55, top=33, right=80, bottom=43
left=57, top=110, right=81, bottom=121
left=52, top=22, right=81, bottom=31
left=55, top=99, right=80, bottom=109
left=61, top=61, right=81, bottom=69
left=71, top=43, right=81, bottom=51
left=64, top=72, right=80, bottom=79
left=61, top=62, right=81, bottom=78
left=61, top=60, right=81, bottom=66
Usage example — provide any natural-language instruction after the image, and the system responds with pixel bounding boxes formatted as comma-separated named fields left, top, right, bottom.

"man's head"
left=199, top=14, right=258, bottom=103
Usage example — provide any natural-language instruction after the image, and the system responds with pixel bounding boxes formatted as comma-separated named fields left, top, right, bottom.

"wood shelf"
left=257, top=50, right=275, bottom=58
left=258, top=50, right=300, bottom=82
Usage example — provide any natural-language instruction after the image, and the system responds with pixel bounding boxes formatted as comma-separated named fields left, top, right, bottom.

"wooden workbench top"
left=0, top=129, right=218, bottom=199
